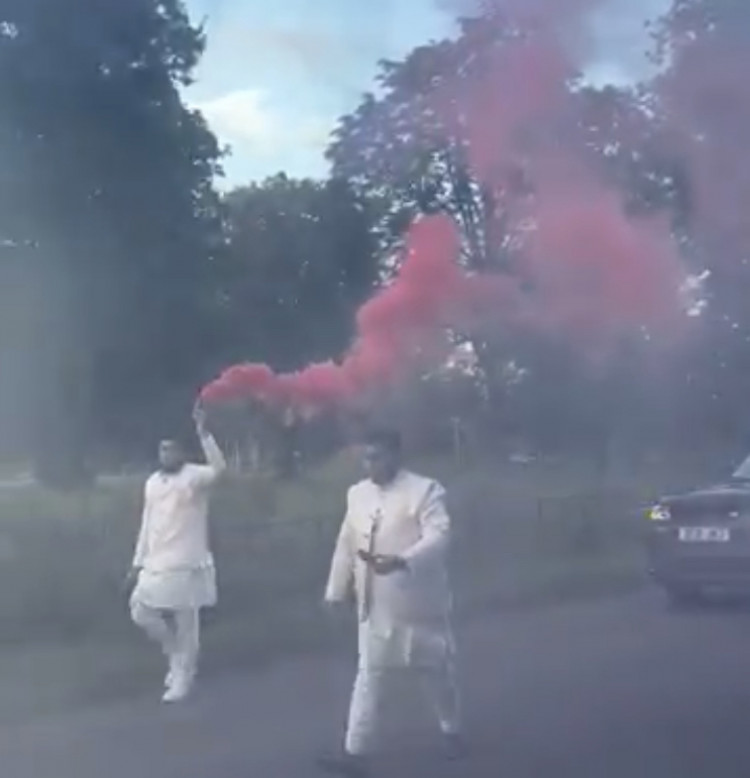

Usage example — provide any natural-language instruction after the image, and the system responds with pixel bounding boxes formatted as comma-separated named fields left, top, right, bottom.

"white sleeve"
left=190, top=433, right=227, bottom=488
left=324, top=491, right=356, bottom=603
left=401, top=480, right=450, bottom=570
left=132, top=482, right=151, bottom=567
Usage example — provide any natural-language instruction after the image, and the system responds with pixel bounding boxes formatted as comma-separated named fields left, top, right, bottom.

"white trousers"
left=130, top=601, right=201, bottom=680
left=344, top=660, right=462, bottom=756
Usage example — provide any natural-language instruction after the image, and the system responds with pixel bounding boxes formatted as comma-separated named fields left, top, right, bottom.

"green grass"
left=0, top=452, right=654, bottom=723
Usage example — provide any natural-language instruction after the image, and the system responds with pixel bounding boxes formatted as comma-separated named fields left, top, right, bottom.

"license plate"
left=678, top=527, right=730, bottom=542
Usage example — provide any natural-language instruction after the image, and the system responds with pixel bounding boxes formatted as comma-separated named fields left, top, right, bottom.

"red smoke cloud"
left=201, top=1, right=687, bottom=414
left=202, top=215, right=472, bottom=413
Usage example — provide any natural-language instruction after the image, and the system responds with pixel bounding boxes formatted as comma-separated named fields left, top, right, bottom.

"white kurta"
left=131, top=435, right=226, bottom=611
left=325, top=470, right=455, bottom=669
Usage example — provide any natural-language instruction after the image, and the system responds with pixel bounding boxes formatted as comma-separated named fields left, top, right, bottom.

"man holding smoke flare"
left=127, top=404, right=226, bottom=703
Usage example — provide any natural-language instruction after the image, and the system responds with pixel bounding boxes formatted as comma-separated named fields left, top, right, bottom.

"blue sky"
left=183, top=0, right=671, bottom=187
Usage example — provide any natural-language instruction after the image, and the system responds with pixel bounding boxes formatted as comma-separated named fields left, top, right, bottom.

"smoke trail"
left=201, top=214, right=518, bottom=414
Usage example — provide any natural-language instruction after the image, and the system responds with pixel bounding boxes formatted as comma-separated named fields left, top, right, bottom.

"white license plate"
left=678, top=527, right=730, bottom=542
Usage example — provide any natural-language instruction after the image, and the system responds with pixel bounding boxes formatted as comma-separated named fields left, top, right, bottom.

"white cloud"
left=182, top=0, right=456, bottom=184
left=186, top=0, right=672, bottom=184
left=194, top=89, right=277, bottom=149
left=191, top=88, right=335, bottom=184
left=588, top=0, right=672, bottom=82
left=193, top=88, right=334, bottom=153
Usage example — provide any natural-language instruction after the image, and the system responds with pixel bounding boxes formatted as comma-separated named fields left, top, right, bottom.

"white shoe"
left=162, top=675, right=193, bottom=703
left=161, top=679, right=193, bottom=703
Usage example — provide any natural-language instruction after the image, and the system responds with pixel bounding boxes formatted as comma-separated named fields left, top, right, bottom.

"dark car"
left=647, top=455, right=750, bottom=605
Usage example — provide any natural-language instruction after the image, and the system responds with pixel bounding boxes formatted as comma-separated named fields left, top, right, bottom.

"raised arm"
left=401, top=480, right=450, bottom=571
left=191, top=405, right=227, bottom=487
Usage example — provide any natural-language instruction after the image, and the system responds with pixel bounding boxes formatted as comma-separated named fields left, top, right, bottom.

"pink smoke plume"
left=201, top=1, right=688, bottom=415
left=200, top=214, right=514, bottom=415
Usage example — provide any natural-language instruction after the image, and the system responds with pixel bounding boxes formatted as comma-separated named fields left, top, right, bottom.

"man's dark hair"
left=159, top=434, right=189, bottom=452
left=363, top=427, right=402, bottom=455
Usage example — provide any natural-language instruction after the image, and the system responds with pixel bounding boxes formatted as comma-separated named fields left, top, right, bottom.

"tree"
left=0, top=0, right=224, bottom=484
left=325, top=8, right=684, bottom=457
left=326, top=16, right=519, bottom=273
left=647, top=0, right=750, bottom=451
left=211, top=174, right=380, bottom=474
left=328, top=16, right=531, bottom=417
left=220, top=174, right=379, bottom=371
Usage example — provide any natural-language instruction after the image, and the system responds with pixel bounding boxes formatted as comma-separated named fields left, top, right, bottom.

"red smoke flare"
left=201, top=1, right=688, bottom=415
left=201, top=215, right=498, bottom=415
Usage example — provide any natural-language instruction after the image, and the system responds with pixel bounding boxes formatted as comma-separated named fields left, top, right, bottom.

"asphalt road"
left=2, top=589, right=750, bottom=778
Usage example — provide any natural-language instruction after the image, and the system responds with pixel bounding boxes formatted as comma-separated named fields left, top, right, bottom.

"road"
left=2, top=589, right=750, bottom=777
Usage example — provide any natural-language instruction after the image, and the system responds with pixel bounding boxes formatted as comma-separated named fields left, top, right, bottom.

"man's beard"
left=372, top=468, right=399, bottom=487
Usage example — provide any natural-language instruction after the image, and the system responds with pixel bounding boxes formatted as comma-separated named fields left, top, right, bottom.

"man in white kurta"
left=319, top=429, right=464, bottom=775
left=128, top=407, right=226, bottom=703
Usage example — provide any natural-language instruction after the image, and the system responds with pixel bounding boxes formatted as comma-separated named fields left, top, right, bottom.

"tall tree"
left=206, top=174, right=379, bottom=477
left=220, top=174, right=379, bottom=372
left=0, top=0, right=223, bottom=483
left=325, top=10, right=683, bottom=454
left=648, top=0, right=750, bottom=450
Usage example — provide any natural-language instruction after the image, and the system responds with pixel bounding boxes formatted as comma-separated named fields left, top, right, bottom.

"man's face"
left=158, top=440, right=186, bottom=473
left=362, top=443, right=400, bottom=486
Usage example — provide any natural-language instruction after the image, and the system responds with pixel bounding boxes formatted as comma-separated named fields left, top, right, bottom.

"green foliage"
left=0, top=0, right=223, bottom=483
left=219, top=175, right=379, bottom=371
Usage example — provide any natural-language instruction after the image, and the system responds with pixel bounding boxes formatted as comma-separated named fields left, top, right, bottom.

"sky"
left=183, top=0, right=672, bottom=187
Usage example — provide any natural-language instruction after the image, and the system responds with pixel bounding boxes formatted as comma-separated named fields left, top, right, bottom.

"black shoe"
left=442, top=733, right=469, bottom=761
left=316, top=752, right=370, bottom=777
